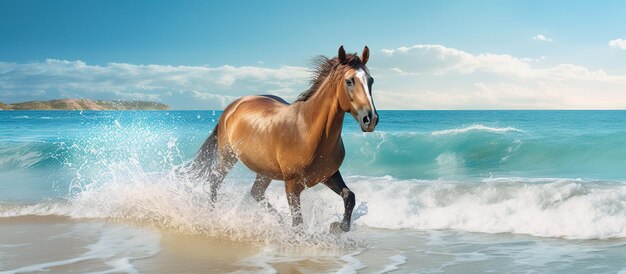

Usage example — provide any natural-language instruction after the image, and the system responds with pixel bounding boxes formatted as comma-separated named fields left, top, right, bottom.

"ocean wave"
left=1, top=175, right=624, bottom=241
left=350, top=176, right=626, bottom=240
left=431, top=124, right=525, bottom=136
left=0, top=143, right=54, bottom=170
left=4, top=122, right=626, bottom=180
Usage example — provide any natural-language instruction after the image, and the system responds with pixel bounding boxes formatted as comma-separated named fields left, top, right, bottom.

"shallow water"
left=2, top=217, right=624, bottom=273
left=1, top=110, right=625, bottom=273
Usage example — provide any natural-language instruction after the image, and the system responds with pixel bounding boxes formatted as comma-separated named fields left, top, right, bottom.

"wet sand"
left=1, top=216, right=625, bottom=273
left=0, top=216, right=350, bottom=273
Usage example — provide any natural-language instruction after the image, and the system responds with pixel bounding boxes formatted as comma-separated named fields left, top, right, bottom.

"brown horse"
left=192, top=46, right=378, bottom=232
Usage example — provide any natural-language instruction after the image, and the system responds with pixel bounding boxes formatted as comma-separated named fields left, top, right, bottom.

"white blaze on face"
left=355, top=68, right=375, bottom=112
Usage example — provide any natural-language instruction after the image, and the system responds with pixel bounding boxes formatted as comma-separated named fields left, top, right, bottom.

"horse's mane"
left=294, top=53, right=364, bottom=102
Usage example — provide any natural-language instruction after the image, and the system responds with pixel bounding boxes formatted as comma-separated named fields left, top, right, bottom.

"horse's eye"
left=346, top=79, right=353, bottom=86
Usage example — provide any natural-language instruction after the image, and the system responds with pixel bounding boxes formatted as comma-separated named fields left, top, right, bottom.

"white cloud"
left=609, top=39, right=626, bottom=50
left=380, top=44, right=626, bottom=82
left=0, top=60, right=309, bottom=109
left=3, top=44, right=626, bottom=110
left=532, top=34, right=552, bottom=42
left=379, top=44, right=535, bottom=77
left=376, top=44, right=626, bottom=109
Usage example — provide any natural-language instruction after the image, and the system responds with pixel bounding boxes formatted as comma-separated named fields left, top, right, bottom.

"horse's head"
left=336, top=46, right=379, bottom=132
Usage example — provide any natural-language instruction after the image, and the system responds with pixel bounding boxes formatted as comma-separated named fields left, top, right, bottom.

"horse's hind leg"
left=250, top=174, right=280, bottom=216
left=208, top=153, right=237, bottom=203
left=323, top=171, right=355, bottom=233
left=193, top=124, right=237, bottom=204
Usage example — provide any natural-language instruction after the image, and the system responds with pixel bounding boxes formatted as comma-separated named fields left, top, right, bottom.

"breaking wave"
left=1, top=175, right=624, bottom=241
left=431, top=124, right=525, bottom=136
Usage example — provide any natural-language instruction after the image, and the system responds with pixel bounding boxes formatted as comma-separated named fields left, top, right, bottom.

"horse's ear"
left=361, top=46, right=370, bottom=65
left=338, top=45, right=346, bottom=62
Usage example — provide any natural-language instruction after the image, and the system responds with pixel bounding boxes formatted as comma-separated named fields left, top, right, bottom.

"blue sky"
left=2, top=0, right=626, bottom=109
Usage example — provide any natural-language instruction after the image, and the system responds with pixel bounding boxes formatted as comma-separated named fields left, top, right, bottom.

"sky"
left=1, top=0, right=626, bottom=109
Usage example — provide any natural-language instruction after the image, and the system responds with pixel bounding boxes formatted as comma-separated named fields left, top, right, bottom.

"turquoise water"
left=3, top=110, right=626, bottom=198
left=1, top=110, right=625, bottom=272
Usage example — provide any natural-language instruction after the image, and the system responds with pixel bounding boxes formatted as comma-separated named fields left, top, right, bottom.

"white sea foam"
left=351, top=176, right=626, bottom=240
left=235, top=244, right=357, bottom=273
left=1, top=175, right=624, bottom=241
left=236, top=247, right=279, bottom=274
left=337, top=251, right=366, bottom=274
left=376, top=254, right=407, bottom=273
left=0, top=171, right=360, bottom=247
left=431, top=124, right=525, bottom=136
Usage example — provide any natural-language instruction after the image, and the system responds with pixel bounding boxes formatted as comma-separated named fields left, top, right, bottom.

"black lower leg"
left=340, top=188, right=355, bottom=230
left=251, top=175, right=280, bottom=216
left=324, top=171, right=356, bottom=232
left=288, top=194, right=303, bottom=226
left=251, top=175, right=271, bottom=202
left=208, top=166, right=226, bottom=203
left=208, top=157, right=236, bottom=203
left=210, top=181, right=220, bottom=203
left=286, top=181, right=304, bottom=227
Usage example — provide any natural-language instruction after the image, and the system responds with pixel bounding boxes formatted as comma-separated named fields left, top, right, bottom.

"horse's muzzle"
left=358, top=111, right=378, bottom=132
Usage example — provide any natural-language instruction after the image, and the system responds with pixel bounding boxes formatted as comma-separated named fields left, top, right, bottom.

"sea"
left=0, top=110, right=625, bottom=273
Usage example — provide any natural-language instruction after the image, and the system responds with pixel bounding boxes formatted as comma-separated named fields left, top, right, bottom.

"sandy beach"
left=2, top=215, right=625, bottom=273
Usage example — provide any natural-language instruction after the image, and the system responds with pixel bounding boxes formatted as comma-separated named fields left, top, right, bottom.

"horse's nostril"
left=362, top=115, right=371, bottom=124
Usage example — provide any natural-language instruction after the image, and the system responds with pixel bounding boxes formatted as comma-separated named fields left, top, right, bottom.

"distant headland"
left=0, top=99, right=169, bottom=110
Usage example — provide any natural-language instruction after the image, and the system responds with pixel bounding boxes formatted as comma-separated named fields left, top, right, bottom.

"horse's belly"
left=232, top=139, right=284, bottom=179
left=277, top=147, right=345, bottom=185
left=236, top=145, right=343, bottom=183
left=299, top=153, right=344, bottom=186
left=238, top=154, right=284, bottom=179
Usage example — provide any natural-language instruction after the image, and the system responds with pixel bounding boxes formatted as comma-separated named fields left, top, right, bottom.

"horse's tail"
left=189, top=124, right=220, bottom=180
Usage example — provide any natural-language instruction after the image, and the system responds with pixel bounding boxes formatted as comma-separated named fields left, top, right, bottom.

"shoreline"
left=1, top=215, right=625, bottom=273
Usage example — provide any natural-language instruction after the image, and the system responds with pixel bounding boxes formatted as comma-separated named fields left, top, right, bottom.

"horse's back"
left=226, top=94, right=289, bottom=115
left=257, top=94, right=289, bottom=105
left=220, top=95, right=287, bottom=126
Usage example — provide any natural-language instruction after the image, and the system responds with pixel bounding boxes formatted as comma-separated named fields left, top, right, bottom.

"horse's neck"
left=296, top=82, right=345, bottom=150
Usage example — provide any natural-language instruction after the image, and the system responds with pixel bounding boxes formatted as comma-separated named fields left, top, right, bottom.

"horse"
left=191, top=46, right=378, bottom=233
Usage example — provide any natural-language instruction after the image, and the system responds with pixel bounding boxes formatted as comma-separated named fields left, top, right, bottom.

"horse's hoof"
left=330, top=222, right=350, bottom=234
left=330, top=222, right=342, bottom=234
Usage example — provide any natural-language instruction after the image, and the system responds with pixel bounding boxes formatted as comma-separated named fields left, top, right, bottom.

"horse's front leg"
left=285, top=180, right=305, bottom=227
left=251, top=174, right=281, bottom=220
left=323, top=171, right=355, bottom=233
